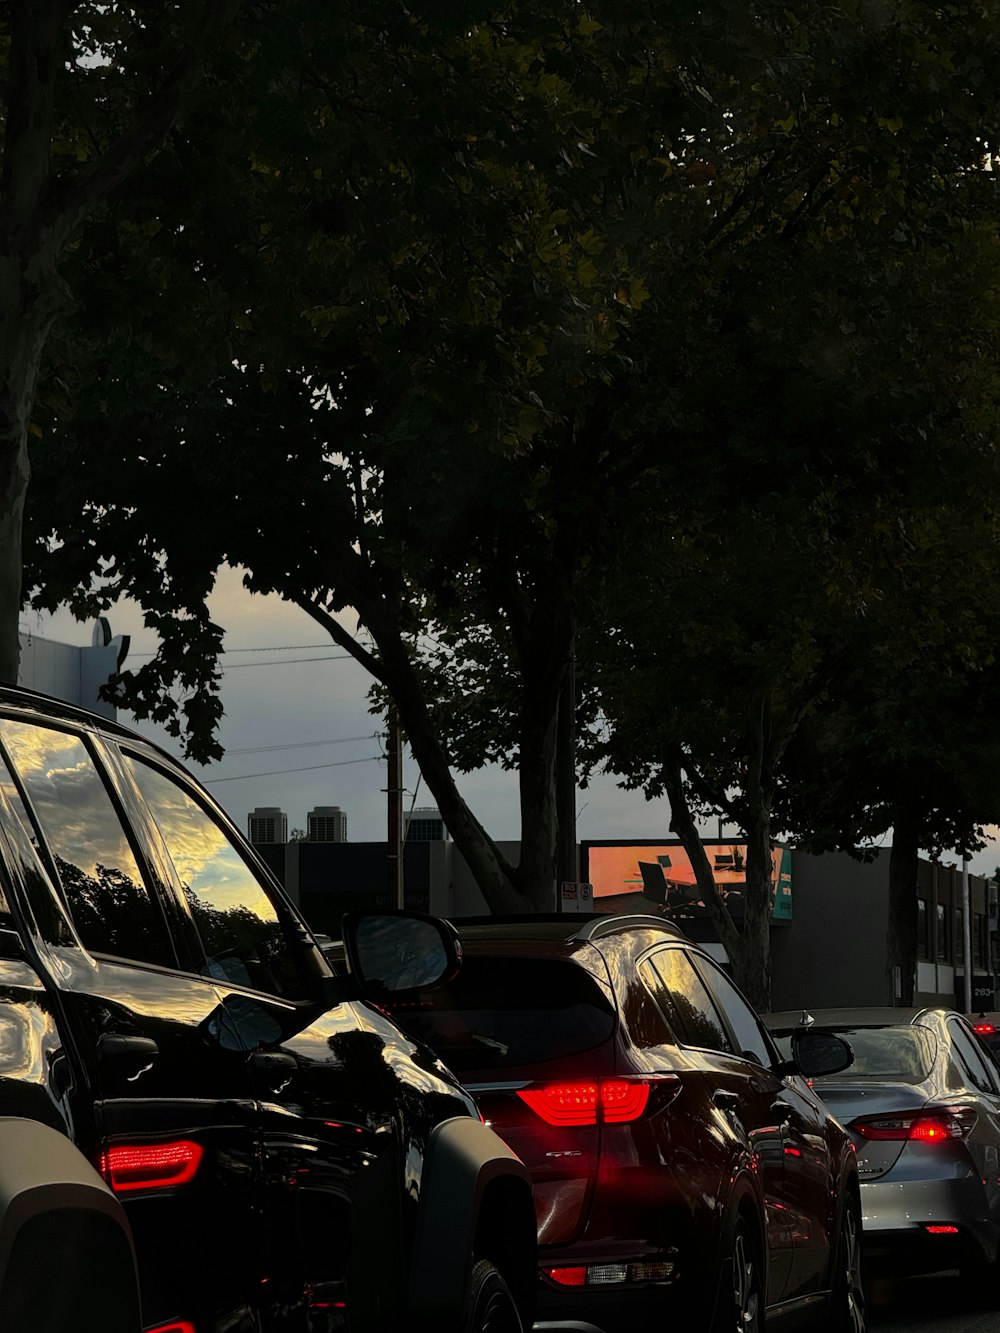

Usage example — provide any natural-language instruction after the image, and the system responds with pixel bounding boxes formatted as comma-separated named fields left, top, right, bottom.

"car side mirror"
left=790, top=1028, right=854, bottom=1078
left=341, top=909, right=461, bottom=998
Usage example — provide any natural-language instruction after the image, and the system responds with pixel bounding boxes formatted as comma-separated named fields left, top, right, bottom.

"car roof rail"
left=449, top=912, right=688, bottom=946
left=572, top=914, right=686, bottom=943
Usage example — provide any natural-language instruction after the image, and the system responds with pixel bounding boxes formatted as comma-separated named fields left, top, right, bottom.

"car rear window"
left=388, top=956, right=616, bottom=1072
left=772, top=1025, right=936, bottom=1082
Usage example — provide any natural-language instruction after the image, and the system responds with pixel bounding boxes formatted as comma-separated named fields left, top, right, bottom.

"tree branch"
left=42, top=0, right=246, bottom=255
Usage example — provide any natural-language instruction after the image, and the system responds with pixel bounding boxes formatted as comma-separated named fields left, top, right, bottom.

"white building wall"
left=17, top=622, right=127, bottom=717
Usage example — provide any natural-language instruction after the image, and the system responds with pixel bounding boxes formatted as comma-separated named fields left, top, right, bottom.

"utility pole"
left=387, top=707, right=404, bottom=908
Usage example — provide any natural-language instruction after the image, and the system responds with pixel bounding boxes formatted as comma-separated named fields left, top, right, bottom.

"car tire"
left=959, top=1246, right=1000, bottom=1308
left=824, top=1195, right=867, bottom=1333
left=712, top=1213, right=764, bottom=1333
left=464, top=1257, right=524, bottom=1333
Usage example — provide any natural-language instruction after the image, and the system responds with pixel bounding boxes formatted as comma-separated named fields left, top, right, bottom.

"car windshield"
left=771, top=1025, right=937, bottom=1082
left=387, top=955, right=616, bottom=1072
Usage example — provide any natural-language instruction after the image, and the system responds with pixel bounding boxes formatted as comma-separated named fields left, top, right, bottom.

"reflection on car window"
left=694, top=956, right=774, bottom=1066
left=125, top=755, right=304, bottom=999
left=647, top=948, right=733, bottom=1053
left=948, top=1021, right=998, bottom=1094
left=770, top=1025, right=935, bottom=1083
left=388, top=956, right=616, bottom=1072
left=0, top=750, right=72, bottom=944
left=0, top=721, right=174, bottom=967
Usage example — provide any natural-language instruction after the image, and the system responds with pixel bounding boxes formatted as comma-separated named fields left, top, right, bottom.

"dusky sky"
left=29, top=563, right=1000, bottom=879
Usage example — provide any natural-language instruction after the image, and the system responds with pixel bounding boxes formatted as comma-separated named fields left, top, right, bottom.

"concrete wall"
left=443, top=841, right=520, bottom=916
left=769, top=849, right=995, bottom=1012
left=18, top=626, right=126, bottom=717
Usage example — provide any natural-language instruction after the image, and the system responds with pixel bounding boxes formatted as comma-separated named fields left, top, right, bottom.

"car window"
left=645, top=947, right=733, bottom=1053
left=387, top=955, right=617, bottom=1073
left=948, top=1019, right=999, bottom=1094
left=125, top=755, right=306, bottom=999
left=770, top=1024, right=936, bottom=1082
left=0, top=751, right=73, bottom=945
left=693, top=955, right=775, bottom=1066
left=0, top=721, right=175, bottom=968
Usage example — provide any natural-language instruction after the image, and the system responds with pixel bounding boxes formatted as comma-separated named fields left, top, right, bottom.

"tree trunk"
left=661, top=727, right=777, bottom=1010
left=662, top=754, right=743, bottom=960
left=555, top=649, right=577, bottom=889
left=887, top=803, right=919, bottom=1006
left=0, top=296, right=48, bottom=683
left=738, top=813, right=774, bottom=1013
left=302, top=595, right=532, bottom=914
left=515, top=644, right=571, bottom=910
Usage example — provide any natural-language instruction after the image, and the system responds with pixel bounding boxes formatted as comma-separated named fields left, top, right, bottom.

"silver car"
left=765, top=1007, right=1000, bottom=1284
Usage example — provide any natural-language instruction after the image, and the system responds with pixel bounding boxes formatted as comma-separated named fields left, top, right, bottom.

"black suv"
left=357, top=914, right=866, bottom=1333
left=0, top=686, right=535, bottom=1333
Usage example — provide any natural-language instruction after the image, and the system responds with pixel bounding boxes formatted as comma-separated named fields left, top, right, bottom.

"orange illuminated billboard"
left=581, top=841, right=792, bottom=921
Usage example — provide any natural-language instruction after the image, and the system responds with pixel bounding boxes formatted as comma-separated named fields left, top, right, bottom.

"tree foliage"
left=20, top=0, right=1000, bottom=977
left=0, top=1, right=248, bottom=682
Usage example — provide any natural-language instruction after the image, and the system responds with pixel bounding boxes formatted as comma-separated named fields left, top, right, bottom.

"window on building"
left=974, top=913, right=986, bottom=968
left=936, top=903, right=949, bottom=962
left=954, top=907, right=965, bottom=964
left=916, top=899, right=929, bottom=961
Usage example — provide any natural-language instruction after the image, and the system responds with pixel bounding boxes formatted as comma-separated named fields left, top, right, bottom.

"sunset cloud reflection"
left=125, top=756, right=282, bottom=923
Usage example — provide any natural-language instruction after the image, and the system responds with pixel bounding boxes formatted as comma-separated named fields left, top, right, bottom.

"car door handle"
left=249, top=1050, right=298, bottom=1081
left=98, top=1034, right=159, bottom=1082
left=98, top=1034, right=159, bottom=1065
left=713, top=1089, right=740, bottom=1111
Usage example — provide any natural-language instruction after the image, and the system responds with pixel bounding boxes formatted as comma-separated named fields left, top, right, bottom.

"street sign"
left=561, top=881, right=593, bottom=914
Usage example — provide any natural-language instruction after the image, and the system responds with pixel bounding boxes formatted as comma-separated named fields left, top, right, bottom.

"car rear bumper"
left=860, top=1175, right=1000, bottom=1273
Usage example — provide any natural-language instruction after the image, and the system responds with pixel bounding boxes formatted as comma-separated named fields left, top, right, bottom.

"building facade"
left=249, top=830, right=999, bottom=1014
left=17, top=616, right=129, bottom=716
left=404, top=807, right=449, bottom=842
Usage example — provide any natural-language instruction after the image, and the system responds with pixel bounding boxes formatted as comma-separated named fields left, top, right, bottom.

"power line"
left=203, top=754, right=382, bottom=784
left=226, top=733, right=376, bottom=756
left=222, top=654, right=357, bottom=668
left=128, top=642, right=355, bottom=659
left=126, top=649, right=359, bottom=668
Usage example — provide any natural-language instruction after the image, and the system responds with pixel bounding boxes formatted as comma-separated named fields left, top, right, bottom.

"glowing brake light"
left=974, top=1023, right=996, bottom=1035
left=147, top=1322, right=195, bottom=1333
left=851, top=1108, right=975, bottom=1143
left=100, top=1139, right=203, bottom=1192
left=517, top=1077, right=674, bottom=1126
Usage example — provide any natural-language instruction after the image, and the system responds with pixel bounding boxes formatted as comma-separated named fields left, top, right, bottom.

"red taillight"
left=852, top=1108, right=976, bottom=1143
left=147, top=1322, right=195, bottom=1333
left=924, top=1224, right=960, bottom=1235
left=974, top=1023, right=996, bottom=1035
left=544, top=1266, right=588, bottom=1286
left=100, top=1139, right=203, bottom=1192
left=516, top=1077, right=674, bottom=1126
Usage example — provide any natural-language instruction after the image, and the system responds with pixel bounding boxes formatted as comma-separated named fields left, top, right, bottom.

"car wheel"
left=959, top=1248, right=1000, bottom=1308
left=464, top=1257, right=524, bottom=1333
left=825, top=1196, right=867, bottom=1333
left=712, top=1214, right=764, bottom=1333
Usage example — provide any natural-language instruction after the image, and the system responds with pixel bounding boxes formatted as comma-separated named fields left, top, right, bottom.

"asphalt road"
left=869, top=1271, right=999, bottom=1332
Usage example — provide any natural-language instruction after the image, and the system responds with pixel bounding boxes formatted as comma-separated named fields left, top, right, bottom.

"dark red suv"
left=376, top=913, right=866, bottom=1333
